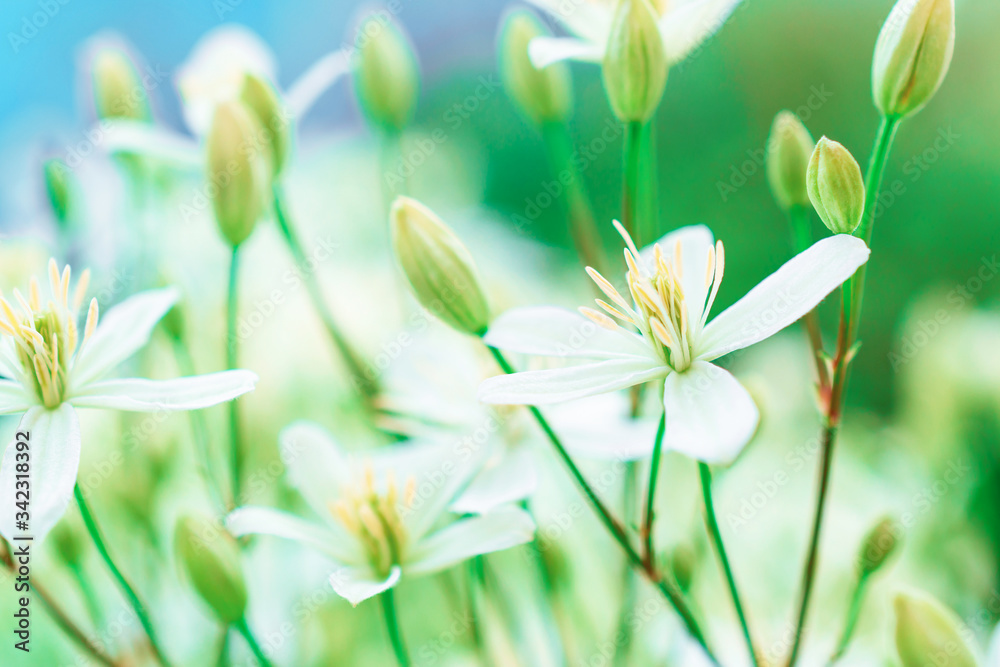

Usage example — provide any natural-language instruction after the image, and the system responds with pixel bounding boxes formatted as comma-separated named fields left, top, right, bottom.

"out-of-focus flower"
left=766, top=110, right=815, bottom=211
left=175, top=514, right=248, bottom=625
left=858, top=516, right=901, bottom=575
left=226, top=422, right=535, bottom=606
left=602, top=0, right=669, bottom=122
left=872, top=0, right=955, bottom=119
left=351, top=12, right=420, bottom=132
left=498, top=9, right=573, bottom=125
left=479, top=222, right=869, bottom=463
left=91, top=46, right=152, bottom=122
left=525, top=0, right=743, bottom=69
left=807, top=137, right=866, bottom=235
left=894, top=588, right=979, bottom=667
left=240, top=73, right=291, bottom=177
left=0, top=260, right=258, bottom=544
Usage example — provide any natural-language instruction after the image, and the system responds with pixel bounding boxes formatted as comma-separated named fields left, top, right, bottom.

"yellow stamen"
left=579, top=306, right=619, bottom=331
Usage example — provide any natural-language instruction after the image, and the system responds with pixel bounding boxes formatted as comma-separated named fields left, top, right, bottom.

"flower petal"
left=226, top=506, right=361, bottom=565
left=484, top=306, right=655, bottom=361
left=528, top=36, right=605, bottom=68
left=406, top=507, right=536, bottom=576
left=450, top=446, right=537, bottom=515
left=525, top=0, right=613, bottom=44
left=697, top=235, right=870, bottom=361
left=0, top=380, right=36, bottom=415
left=478, top=358, right=666, bottom=406
left=279, top=421, right=352, bottom=516
left=102, top=120, right=202, bottom=169
left=69, top=371, right=257, bottom=411
left=662, top=361, right=758, bottom=464
left=286, top=49, right=349, bottom=119
left=71, top=287, right=180, bottom=387
left=329, top=565, right=401, bottom=607
left=660, top=0, right=744, bottom=65
left=0, top=405, right=80, bottom=544
left=547, top=393, right=662, bottom=460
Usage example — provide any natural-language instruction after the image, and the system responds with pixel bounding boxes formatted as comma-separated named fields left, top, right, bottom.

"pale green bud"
left=240, top=73, right=291, bottom=177
left=858, top=516, right=900, bottom=574
left=602, top=0, right=668, bottom=123
left=92, top=48, right=151, bottom=122
left=175, top=515, right=248, bottom=625
left=766, top=111, right=815, bottom=210
left=894, top=589, right=979, bottom=667
left=353, top=14, right=420, bottom=131
left=390, top=196, right=491, bottom=336
left=498, top=10, right=572, bottom=125
left=807, top=137, right=865, bottom=235
left=872, top=0, right=955, bottom=119
left=43, top=158, right=73, bottom=227
left=206, top=100, right=270, bottom=247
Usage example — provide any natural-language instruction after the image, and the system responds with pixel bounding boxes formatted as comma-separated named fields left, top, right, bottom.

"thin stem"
left=69, top=562, right=104, bottom=629
left=272, top=184, right=377, bottom=408
left=381, top=589, right=411, bottom=667
left=640, top=119, right=660, bottom=244
left=699, top=463, right=759, bottom=667
left=487, top=346, right=717, bottom=663
left=642, top=411, right=667, bottom=562
left=540, top=120, right=607, bottom=274
left=226, top=244, right=243, bottom=503
left=612, top=461, right=639, bottom=667
left=73, top=485, right=171, bottom=667
left=829, top=571, right=870, bottom=664
left=236, top=617, right=274, bottom=667
left=465, top=560, right=485, bottom=655
left=622, top=120, right=645, bottom=244
left=787, top=204, right=829, bottom=389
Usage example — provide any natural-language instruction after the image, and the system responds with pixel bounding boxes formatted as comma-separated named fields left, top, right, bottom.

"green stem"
left=226, top=244, right=243, bottom=503
left=487, top=347, right=716, bottom=663
left=272, top=184, right=377, bottom=409
left=613, top=462, right=638, bottom=667
left=70, top=563, right=104, bottom=629
left=622, top=120, right=645, bottom=244
left=829, top=571, right=870, bottom=664
left=640, top=120, right=659, bottom=244
left=465, top=560, right=485, bottom=655
left=642, top=411, right=667, bottom=562
left=699, top=463, right=759, bottom=667
left=236, top=617, right=274, bottom=667
left=787, top=204, right=829, bottom=389
left=73, top=485, right=171, bottom=667
left=381, top=589, right=411, bottom=667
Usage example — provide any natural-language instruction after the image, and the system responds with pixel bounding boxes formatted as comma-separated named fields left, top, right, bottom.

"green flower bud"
left=872, top=0, right=955, bottom=119
left=390, top=196, right=491, bottom=336
left=858, top=517, right=901, bottom=574
left=353, top=13, right=420, bottom=131
left=602, top=0, right=668, bottom=123
left=92, top=48, right=151, bottom=122
left=51, top=522, right=86, bottom=568
left=206, top=100, right=270, bottom=247
left=175, top=515, right=247, bottom=625
left=807, top=137, right=865, bottom=235
left=43, top=158, right=74, bottom=227
left=766, top=111, right=815, bottom=211
left=240, top=73, right=291, bottom=177
left=498, top=10, right=572, bottom=125
left=894, top=589, right=978, bottom=667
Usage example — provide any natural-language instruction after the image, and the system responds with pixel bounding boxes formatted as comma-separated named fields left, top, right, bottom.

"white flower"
left=478, top=223, right=870, bottom=463
left=226, top=421, right=536, bottom=606
left=0, top=260, right=258, bottom=543
left=525, top=0, right=744, bottom=68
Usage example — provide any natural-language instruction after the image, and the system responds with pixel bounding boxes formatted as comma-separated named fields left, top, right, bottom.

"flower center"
left=0, top=260, right=97, bottom=408
left=330, top=463, right=416, bottom=575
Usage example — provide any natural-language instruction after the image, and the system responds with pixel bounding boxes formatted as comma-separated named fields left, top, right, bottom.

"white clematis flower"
left=526, top=0, right=744, bottom=68
left=226, top=421, right=536, bottom=606
left=478, top=223, right=870, bottom=464
left=0, top=260, right=258, bottom=543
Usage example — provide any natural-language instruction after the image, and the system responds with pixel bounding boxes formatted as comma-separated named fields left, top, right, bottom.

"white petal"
left=102, top=120, right=201, bottom=169
left=697, top=235, right=870, bottom=361
left=0, top=340, right=29, bottom=387
left=71, top=287, right=180, bottom=387
left=279, top=421, right=351, bottom=516
left=406, top=507, right=536, bottom=576
left=548, top=393, right=662, bottom=460
left=226, top=506, right=361, bottom=565
left=329, top=565, right=401, bottom=607
left=662, top=361, right=758, bottom=464
left=485, top=306, right=654, bottom=360
left=660, top=0, right=744, bottom=65
left=0, top=405, right=80, bottom=544
left=528, top=36, right=604, bottom=68
left=525, top=0, right=613, bottom=43
left=0, top=380, right=36, bottom=415
left=478, top=358, right=666, bottom=405
left=68, top=371, right=257, bottom=411
left=286, top=50, right=349, bottom=119
left=640, top=225, right=715, bottom=329
left=450, top=446, right=537, bottom=515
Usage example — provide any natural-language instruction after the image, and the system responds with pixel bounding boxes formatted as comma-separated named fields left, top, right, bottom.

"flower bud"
left=498, top=10, right=572, bottom=125
left=175, top=515, right=248, bottom=625
left=206, top=100, right=270, bottom=247
left=92, top=48, right=151, bottom=122
left=807, top=137, right=865, bottom=235
left=894, top=589, right=978, bottom=667
left=51, top=522, right=86, bottom=568
left=858, top=516, right=900, bottom=574
left=602, top=0, right=668, bottom=123
left=352, top=13, right=420, bottom=131
left=43, top=158, right=74, bottom=227
left=872, top=0, right=955, bottom=119
left=240, top=73, right=291, bottom=177
left=766, top=111, right=815, bottom=211
left=390, top=196, right=491, bottom=336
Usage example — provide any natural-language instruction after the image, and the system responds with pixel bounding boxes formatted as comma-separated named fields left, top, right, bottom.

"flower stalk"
left=381, top=589, right=411, bottom=667
left=236, top=617, right=274, bottom=667
left=226, top=244, right=244, bottom=503
left=622, top=120, right=645, bottom=243
left=641, top=411, right=666, bottom=562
